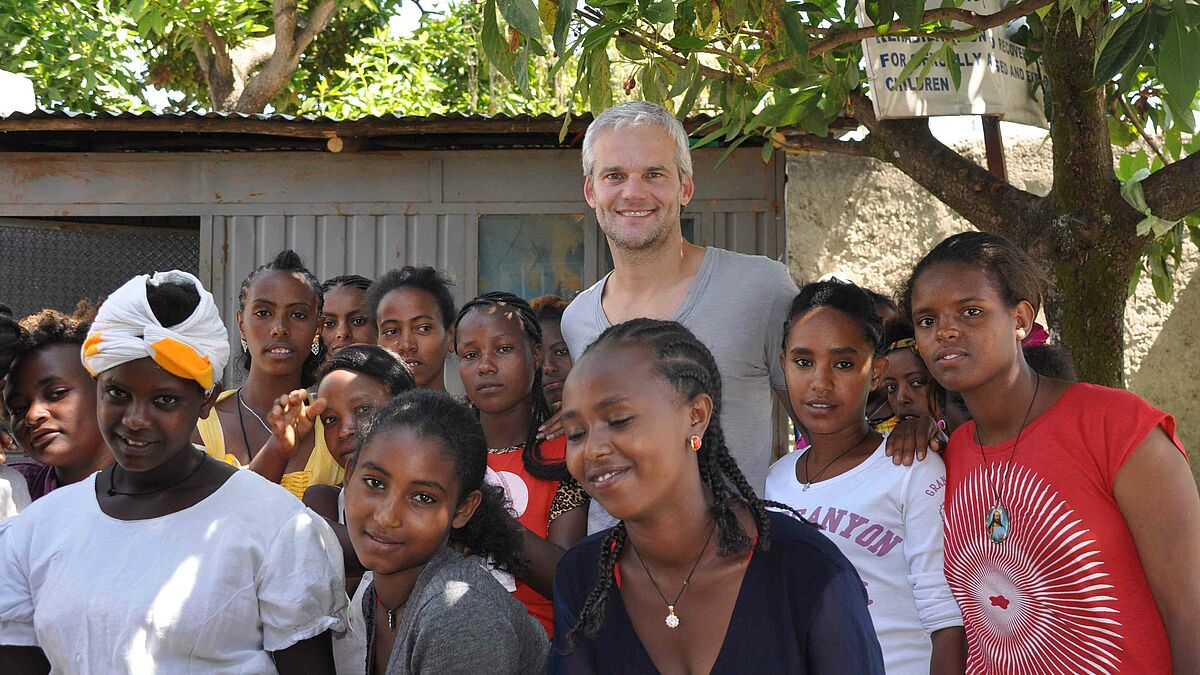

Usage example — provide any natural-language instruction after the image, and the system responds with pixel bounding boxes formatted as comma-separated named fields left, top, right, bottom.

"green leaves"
left=498, top=0, right=545, bottom=49
left=481, top=0, right=516, bottom=73
left=552, top=0, right=576, bottom=54
left=643, top=0, right=676, bottom=23
left=1094, top=7, right=1152, bottom=86
left=1157, top=16, right=1200, bottom=115
left=778, top=2, right=809, bottom=65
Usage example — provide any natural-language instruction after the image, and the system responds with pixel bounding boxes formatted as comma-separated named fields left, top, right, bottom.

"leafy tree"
left=0, top=0, right=149, bottom=111
left=298, top=0, right=573, bottom=117
left=1, top=0, right=405, bottom=112
left=486, top=0, right=1200, bottom=386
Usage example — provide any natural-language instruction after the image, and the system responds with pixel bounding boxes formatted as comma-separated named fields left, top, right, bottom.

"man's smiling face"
left=584, top=124, right=694, bottom=254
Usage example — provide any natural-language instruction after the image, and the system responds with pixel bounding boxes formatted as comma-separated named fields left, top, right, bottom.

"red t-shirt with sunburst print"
left=943, top=383, right=1183, bottom=674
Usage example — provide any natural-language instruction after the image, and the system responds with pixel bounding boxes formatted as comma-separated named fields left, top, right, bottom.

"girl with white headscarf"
left=0, top=271, right=346, bottom=674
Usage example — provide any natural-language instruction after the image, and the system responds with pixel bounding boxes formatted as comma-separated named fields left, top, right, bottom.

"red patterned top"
left=942, top=383, right=1183, bottom=674
left=486, top=436, right=586, bottom=637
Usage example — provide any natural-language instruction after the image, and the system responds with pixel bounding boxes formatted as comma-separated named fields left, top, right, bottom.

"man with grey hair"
left=561, top=100, right=798, bottom=533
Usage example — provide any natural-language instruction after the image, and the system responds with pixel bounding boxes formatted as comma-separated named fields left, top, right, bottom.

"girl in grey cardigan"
left=346, top=390, right=549, bottom=675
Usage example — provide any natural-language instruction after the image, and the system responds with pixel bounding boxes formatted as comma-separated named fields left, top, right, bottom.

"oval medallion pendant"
left=985, top=503, right=1011, bottom=544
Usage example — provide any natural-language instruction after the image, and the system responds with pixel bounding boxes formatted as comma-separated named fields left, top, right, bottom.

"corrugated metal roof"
left=2, top=108, right=587, bottom=125
left=0, top=107, right=849, bottom=152
left=0, top=108, right=608, bottom=151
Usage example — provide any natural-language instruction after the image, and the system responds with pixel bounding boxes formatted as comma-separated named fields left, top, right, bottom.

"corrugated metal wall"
left=205, top=214, right=473, bottom=383
left=0, top=147, right=787, bottom=387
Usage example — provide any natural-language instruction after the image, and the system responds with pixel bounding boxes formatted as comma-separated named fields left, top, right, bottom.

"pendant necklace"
left=236, top=389, right=271, bottom=461
left=977, top=371, right=1040, bottom=545
left=801, top=428, right=874, bottom=491
left=629, top=520, right=716, bottom=629
left=376, top=593, right=407, bottom=631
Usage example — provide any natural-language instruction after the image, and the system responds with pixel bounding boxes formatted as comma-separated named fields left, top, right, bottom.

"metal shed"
left=0, top=110, right=788, bottom=384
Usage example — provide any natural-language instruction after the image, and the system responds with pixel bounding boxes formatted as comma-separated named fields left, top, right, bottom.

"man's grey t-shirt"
left=561, top=246, right=797, bottom=533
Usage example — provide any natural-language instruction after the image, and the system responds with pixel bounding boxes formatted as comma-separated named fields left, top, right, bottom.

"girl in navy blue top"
left=554, top=319, right=883, bottom=674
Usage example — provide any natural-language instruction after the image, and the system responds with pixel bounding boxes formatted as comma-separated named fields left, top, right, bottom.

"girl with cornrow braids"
left=319, top=274, right=374, bottom=359
left=194, top=249, right=343, bottom=499
left=553, top=319, right=883, bottom=674
left=454, top=291, right=589, bottom=637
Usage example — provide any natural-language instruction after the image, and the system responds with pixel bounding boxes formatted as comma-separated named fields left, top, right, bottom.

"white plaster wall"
left=786, top=141, right=1199, bottom=484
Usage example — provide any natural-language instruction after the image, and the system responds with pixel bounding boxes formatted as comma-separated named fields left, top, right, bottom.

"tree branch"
left=760, top=0, right=1055, bottom=78
left=1115, top=96, right=1168, bottom=166
left=775, top=132, right=875, bottom=157
left=697, top=46, right=755, bottom=76
left=234, top=0, right=338, bottom=112
left=1142, top=151, right=1200, bottom=221
left=198, top=22, right=233, bottom=78
left=846, top=89, right=1047, bottom=238
left=574, top=9, right=734, bottom=82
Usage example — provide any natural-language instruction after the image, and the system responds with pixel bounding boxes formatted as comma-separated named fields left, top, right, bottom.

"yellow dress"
left=196, top=389, right=343, bottom=499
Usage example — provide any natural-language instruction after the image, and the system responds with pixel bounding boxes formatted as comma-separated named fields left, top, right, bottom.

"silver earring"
left=240, top=338, right=248, bottom=351
left=311, top=341, right=321, bottom=355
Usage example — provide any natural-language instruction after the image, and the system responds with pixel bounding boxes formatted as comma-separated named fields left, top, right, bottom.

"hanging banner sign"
left=859, top=0, right=1049, bottom=128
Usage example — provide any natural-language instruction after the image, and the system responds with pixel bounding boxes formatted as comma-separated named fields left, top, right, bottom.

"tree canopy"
left=478, top=0, right=1200, bottom=385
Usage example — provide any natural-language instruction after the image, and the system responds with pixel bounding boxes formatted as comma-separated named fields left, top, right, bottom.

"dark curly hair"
left=529, top=294, right=571, bottom=322
left=18, top=300, right=97, bottom=351
left=784, top=280, right=886, bottom=356
left=237, top=249, right=325, bottom=387
left=562, top=318, right=806, bottom=651
left=362, top=266, right=456, bottom=332
left=351, top=389, right=527, bottom=575
left=315, top=344, right=416, bottom=396
left=454, top=291, right=566, bottom=482
left=6, top=300, right=97, bottom=397
left=899, top=231, right=1050, bottom=320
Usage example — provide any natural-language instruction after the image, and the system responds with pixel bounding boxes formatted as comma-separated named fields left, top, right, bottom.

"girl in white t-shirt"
left=0, top=271, right=346, bottom=673
left=765, top=279, right=965, bottom=675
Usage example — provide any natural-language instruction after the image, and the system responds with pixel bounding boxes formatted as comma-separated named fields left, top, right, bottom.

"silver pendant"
left=387, top=609, right=396, bottom=631
left=802, top=483, right=811, bottom=492
left=665, top=605, right=679, bottom=629
left=985, top=503, right=1011, bottom=544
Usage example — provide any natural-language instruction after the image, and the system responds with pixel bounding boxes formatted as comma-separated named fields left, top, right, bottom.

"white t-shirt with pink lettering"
left=765, top=439, right=961, bottom=675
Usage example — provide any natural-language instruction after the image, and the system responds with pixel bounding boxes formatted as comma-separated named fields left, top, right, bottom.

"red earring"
left=689, top=434, right=703, bottom=451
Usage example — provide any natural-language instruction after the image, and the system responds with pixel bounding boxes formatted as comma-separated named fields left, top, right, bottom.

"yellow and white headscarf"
left=82, top=270, right=229, bottom=393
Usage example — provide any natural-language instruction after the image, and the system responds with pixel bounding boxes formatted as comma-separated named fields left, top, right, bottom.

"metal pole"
left=982, top=115, right=1008, bottom=181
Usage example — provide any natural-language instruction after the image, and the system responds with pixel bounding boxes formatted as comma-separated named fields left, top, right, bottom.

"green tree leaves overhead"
left=0, top=0, right=148, bottom=112
left=298, top=1, right=569, bottom=117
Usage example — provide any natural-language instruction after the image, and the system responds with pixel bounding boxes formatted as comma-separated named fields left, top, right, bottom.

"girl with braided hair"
left=553, top=318, right=882, bottom=673
left=764, top=281, right=964, bottom=674
left=454, top=291, right=589, bottom=637
left=194, top=250, right=343, bottom=499
left=319, top=274, right=374, bottom=358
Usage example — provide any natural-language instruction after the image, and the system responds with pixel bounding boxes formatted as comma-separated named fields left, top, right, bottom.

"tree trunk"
left=1043, top=232, right=1139, bottom=387
left=1034, top=6, right=1144, bottom=387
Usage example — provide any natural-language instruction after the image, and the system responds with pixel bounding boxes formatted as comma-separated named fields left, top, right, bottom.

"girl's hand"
left=537, top=402, right=564, bottom=441
left=884, top=415, right=948, bottom=466
left=267, top=389, right=326, bottom=457
left=0, top=428, right=15, bottom=463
